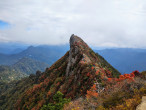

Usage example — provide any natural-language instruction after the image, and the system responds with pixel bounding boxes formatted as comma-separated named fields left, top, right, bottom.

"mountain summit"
left=66, top=34, right=120, bottom=77
left=0, top=35, right=120, bottom=110
left=70, top=34, right=88, bottom=47
left=66, top=34, right=90, bottom=76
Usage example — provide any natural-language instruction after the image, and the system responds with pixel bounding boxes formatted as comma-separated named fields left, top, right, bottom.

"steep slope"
left=0, top=35, right=120, bottom=110
left=0, top=57, right=49, bottom=82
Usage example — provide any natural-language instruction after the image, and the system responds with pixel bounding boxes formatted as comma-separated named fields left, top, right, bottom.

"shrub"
left=41, top=91, right=70, bottom=110
left=63, top=98, right=84, bottom=110
left=103, top=91, right=125, bottom=108
left=86, top=84, right=98, bottom=99
left=141, top=71, right=146, bottom=79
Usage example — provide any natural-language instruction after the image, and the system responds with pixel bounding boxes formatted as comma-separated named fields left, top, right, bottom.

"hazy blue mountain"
left=95, top=48, right=146, bottom=74
left=0, top=45, right=69, bottom=65
left=0, top=42, right=29, bottom=54
left=19, top=45, right=69, bottom=64
left=0, top=43, right=145, bottom=74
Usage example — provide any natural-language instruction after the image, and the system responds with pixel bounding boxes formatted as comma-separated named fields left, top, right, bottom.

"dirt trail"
left=136, top=96, right=146, bottom=110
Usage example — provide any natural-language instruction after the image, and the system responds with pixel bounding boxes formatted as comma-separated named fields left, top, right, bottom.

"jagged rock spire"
left=66, top=34, right=89, bottom=76
left=70, top=34, right=82, bottom=47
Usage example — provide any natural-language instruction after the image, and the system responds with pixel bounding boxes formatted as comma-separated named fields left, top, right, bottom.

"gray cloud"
left=0, top=0, right=146, bottom=48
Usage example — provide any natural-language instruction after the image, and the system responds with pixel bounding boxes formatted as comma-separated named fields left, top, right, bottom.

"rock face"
left=66, top=34, right=89, bottom=76
left=66, top=34, right=120, bottom=77
left=14, top=34, right=120, bottom=110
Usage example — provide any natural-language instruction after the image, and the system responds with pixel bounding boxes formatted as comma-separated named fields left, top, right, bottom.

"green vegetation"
left=12, top=57, right=49, bottom=75
left=0, top=76, right=37, bottom=110
left=0, top=65, right=27, bottom=82
left=41, top=91, right=70, bottom=110
left=0, top=57, right=48, bottom=82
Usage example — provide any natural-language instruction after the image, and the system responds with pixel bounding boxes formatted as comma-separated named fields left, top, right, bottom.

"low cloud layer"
left=0, top=0, right=146, bottom=48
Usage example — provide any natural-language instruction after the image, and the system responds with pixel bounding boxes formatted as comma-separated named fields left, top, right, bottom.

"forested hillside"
left=0, top=57, right=49, bottom=82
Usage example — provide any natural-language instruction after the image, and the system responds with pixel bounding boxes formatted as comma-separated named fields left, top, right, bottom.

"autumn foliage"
left=106, top=70, right=140, bottom=83
left=86, top=84, right=98, bottom=99
left=83, top=70, right=146, bottom=110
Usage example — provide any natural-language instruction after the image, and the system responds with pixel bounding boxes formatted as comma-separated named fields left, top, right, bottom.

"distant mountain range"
left=0, top=42, right=145, bottom=74
left=0, top=44, right=69, bottom=82
left=0, top=42, right=28, bottom=54
left=95, top=48, right=146, bottom=73
left=0, top=57, right=49, bottom=82
left=0, top=45, right=69, bottom=65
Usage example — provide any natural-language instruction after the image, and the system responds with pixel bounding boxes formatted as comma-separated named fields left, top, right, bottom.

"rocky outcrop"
left=66, top=34, right=87, bottom=76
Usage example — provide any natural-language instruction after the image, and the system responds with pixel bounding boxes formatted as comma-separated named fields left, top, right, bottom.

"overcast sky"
left=0, top=0, right=146, bottom=48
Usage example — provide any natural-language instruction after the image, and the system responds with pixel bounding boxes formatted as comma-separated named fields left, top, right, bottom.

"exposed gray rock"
left=66, top=34, right=83, bottom=76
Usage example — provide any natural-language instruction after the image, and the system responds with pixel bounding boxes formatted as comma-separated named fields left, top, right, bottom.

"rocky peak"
left=70, top=34, right=89, bottom=50
left=70, top=34, right=83, bottom=46
left=66, top=34, right=89, bottom=76
left=66, top=34, right=120, bottom=78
